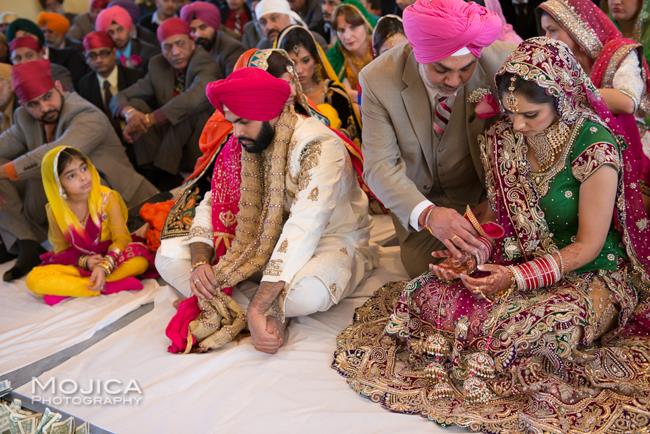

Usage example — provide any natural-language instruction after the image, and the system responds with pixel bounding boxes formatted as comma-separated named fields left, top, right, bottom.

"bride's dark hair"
left=496, top=72, right=558, bottom=111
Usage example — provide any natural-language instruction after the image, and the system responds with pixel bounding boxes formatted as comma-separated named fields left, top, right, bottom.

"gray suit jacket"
left=360, top=42, right=514, bottom=231
left=0, top=92, right=157, bottom=207
left=113, top=46, right=221, bottom=125
left=68, top=12, right=94, bottom=43
left=211, top=31, right=246, bottom=76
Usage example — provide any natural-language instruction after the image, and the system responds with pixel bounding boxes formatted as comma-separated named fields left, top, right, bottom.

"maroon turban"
left=83, top=31, right=115, bottom=51
left=156, top=17, right=191, bottom=44
left=403, top=0, right=502, bottom=63
left=95, top=5, right=133, bottom=32
left=12, top=60, right=55, bottom=103
left=90, top=0, right=110, bottom=10
left=206, top=67, right=291, bottom=121
left=9, top=36, right=42, bottom=53
left=180, top=1, right=221, bottom=31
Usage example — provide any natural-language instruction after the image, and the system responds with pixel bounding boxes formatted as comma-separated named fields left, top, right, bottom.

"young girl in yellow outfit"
left=26, top=146, right=153, bottom=305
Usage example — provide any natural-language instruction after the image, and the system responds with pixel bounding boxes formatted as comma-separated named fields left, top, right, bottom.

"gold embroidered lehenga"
left=332, top=38, right=650, bottom=433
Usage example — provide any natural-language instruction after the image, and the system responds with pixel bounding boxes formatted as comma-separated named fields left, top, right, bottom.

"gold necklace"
left=526, top=121, right=571, bottom=172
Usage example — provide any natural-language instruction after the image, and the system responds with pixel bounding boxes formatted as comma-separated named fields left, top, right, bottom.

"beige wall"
left=3, top=0, right=88, bottom=21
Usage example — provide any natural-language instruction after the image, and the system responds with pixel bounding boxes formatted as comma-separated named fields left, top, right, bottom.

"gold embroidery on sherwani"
left=278, top=239, right=288, bottom=253
left=264, top=259, right=283, bottom=277
left=308, top=187, right=319, bottom=201
left=219, top=210, right=237, bottom=227
left=297, top=141, right=322, bottom=192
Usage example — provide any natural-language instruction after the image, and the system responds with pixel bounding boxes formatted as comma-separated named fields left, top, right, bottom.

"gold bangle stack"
left=78, top=255, right=90, bottom=270
left=97, top=256, right=116, bottom=276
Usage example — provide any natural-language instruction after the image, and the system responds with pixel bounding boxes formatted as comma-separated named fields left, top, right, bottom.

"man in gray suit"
left=112, top=17, right=221, bottom=189
left=181, top=1, right=246, bottom=76
left=361, top=0, right=514, bottom=277
left=0, top=60, right=158, bottom=281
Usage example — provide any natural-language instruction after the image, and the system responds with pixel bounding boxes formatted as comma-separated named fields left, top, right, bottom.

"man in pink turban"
left=180, top=1, right=245, bottom=75
left=360, top=0, right=515, bottom=278
left=111, top=16, right=221, bottom=189
left=95, top=5, right=159, bottom=72
left=169, top=66, right=373, bottom=354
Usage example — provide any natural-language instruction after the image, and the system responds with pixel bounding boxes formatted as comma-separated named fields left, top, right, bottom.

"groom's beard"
left=239, top=122, right=276, bottom=154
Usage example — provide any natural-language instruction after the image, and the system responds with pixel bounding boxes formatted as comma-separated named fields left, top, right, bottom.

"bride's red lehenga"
left=333, top=38, right=650, bottom=433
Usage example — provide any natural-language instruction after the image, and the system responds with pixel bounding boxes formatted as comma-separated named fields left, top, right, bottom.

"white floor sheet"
left=0, top=258, right=159, bottom=376
left=17, top=245, right=467, bottom=433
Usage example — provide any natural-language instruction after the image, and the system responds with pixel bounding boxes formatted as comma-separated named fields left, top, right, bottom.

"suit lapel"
left=90, top=75, right=103, bottom=109
left=464, top=61, right=490, bottom=179
left=117, top=65, right=126, bottom=90
left=400, top=50, right=434, bottom=171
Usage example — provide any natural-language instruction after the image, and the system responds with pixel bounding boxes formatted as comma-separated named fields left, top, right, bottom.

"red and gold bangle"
left=509, top=254, right=562, bottom=291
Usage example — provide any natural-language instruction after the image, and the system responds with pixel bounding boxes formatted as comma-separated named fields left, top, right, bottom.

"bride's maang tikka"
left=503, top=75, right=519, bottom=113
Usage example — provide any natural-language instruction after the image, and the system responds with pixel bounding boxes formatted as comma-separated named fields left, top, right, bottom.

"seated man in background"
left=9, top=36, right=74, bottom=92
left=78, top=31, right=144, bottom=155
left=6, top=18, right=88, bottom=89
left=112, top=18, right=221, bottom=189
left=0, top=61, right=157, bottom=281
left=180, top=1, right=246, bottom=76
left=254, top=0, right=327, bottom=49
left=36, top=11, right=79, bottom=50
left=139, top=0, right=181, bottom=33
left=68, top=0, right=110, bottom=43
left=95, top=5, right=160, bottom=73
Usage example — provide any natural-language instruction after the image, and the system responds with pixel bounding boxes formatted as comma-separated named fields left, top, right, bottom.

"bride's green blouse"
left=536, top=119, right=626, bottom=273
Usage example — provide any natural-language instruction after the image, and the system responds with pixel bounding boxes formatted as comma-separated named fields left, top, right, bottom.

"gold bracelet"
left=97, top=262, right=112, bottom=276
left=191, top=260, right=209, bottom=272
left=464, top=205, right=488, bottom=238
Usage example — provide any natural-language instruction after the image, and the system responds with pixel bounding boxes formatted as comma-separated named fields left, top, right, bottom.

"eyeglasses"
left=86, top=49, right=113, bottom=61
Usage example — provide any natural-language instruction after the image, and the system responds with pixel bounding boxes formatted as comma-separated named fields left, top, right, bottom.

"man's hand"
left=190, top=264, right=218, bottom=299
left=122, top=108, right=149, bottom=143
left=248, top=281, right=287, bottom=354
left=422, top=206, right=483, bottom=259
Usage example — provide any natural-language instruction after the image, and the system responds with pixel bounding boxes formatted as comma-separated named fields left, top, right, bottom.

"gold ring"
left=452, top=235, right=460, bottom=242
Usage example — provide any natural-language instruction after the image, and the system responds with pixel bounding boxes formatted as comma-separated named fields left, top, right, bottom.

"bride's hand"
left=460, top=264, right=513, bottom=303
left=429, top=250, right=477, bottom=281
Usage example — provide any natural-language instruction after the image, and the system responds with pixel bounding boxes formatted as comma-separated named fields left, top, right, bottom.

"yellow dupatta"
left=41, top=146, right=113, bottom=238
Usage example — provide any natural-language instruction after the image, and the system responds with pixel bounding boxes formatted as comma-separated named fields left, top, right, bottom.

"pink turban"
left=180, top=1, right=221, bottom=31
left=12, top=60, right=55, bottom=103
left=206, top=67, right=291, bottom=121
left=95, top=5, right=133, bottom=33
left=403, top=0, right=502, bottom=63
left=156, top=18, right=191, bottom=43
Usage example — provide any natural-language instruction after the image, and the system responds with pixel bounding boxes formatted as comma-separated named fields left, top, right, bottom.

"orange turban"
left=36, top=12, right=70, bottom=35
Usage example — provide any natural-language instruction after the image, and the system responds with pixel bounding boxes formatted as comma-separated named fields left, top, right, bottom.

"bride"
left=333, top=37, right=650, bottom=433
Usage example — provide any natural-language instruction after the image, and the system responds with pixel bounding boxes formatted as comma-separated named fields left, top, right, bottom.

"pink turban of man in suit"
left=403, top=0, right=503, bottom=63
left=95, top=5, right=133, bottom=33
